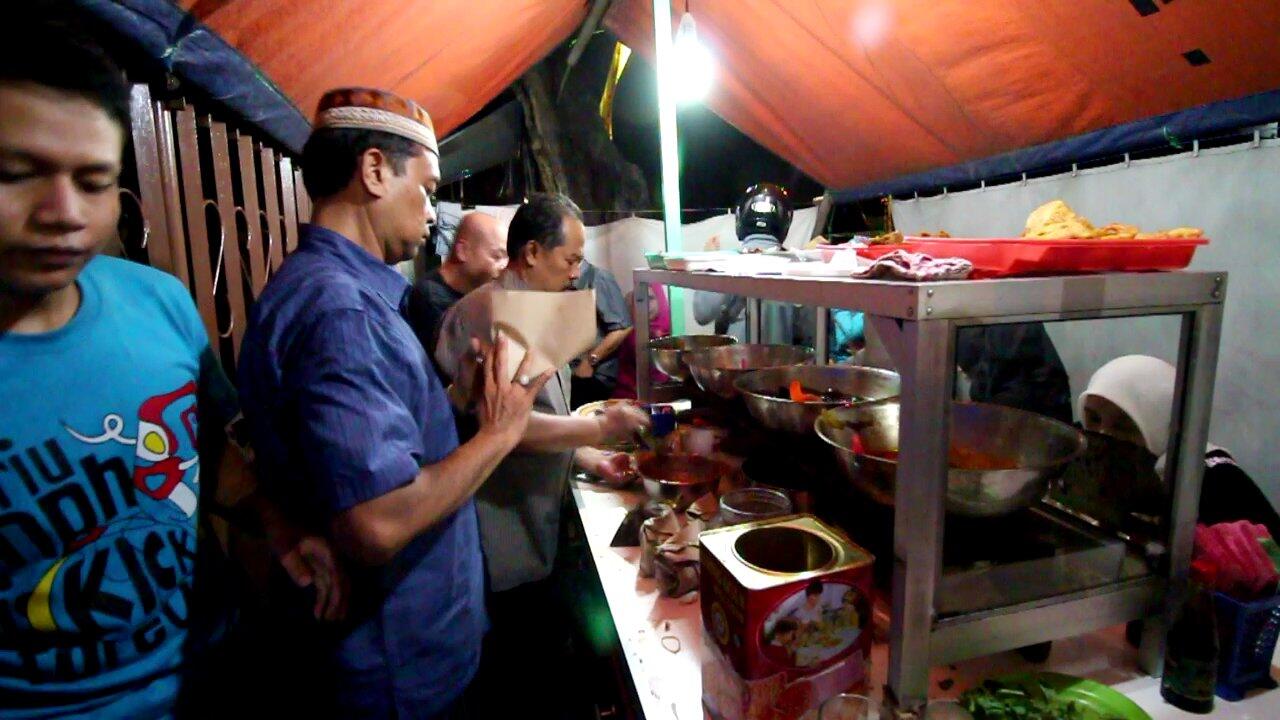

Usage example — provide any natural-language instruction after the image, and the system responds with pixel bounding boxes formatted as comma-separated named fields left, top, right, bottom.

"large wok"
left=685, top=344, right=813, bottom=399
left=649, top=335, right=737, bottom=381
left=814, top=401, right=1086, bottom=517
left=735, top=365, right=901, bottom=434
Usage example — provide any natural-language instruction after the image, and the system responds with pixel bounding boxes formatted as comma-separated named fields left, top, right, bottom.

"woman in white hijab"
left=1079, top=355, right=1279, bottom=535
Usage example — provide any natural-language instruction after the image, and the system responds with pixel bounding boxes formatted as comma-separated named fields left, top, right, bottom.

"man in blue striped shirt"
left=237, top=87, right=548, bottom=719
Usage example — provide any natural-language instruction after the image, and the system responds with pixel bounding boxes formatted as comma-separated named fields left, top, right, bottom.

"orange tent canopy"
left=179, top=0, right=1280, bottom=192
left=181, top=0, right=587, bottom=138
left=605, top=0, right=1280, bottom=190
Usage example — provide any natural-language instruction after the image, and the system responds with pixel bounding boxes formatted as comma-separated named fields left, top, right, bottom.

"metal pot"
left=636, top=451, right=733, bottom=510
left=814, top=401, right=1086, bottom=517
left=649, top=335, right=737, bottom=381
left=735, top=365, right=902, bottom=434
left=685, top=344, right=814, bottom=399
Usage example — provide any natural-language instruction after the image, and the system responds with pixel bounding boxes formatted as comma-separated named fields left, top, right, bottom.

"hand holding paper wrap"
left=436, top=287, right=597, bottom=404
left=490, top=289, right=598, bottom=378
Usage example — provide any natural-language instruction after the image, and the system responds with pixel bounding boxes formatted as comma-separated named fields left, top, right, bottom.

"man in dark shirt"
left=406, top=211, right=507, bottom=364
left=570, top=260, right=632, bottom=407
left=237, top=87, right=547, bottom=718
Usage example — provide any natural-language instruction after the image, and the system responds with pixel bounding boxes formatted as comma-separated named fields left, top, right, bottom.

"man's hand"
left=278, top=535, right=349, bottom=622
left=254, top=492, right=350, bottom=622
left=573, top=358, right=595, bottom=379
left=596, top=452, right=636, bottom=487
left=597, top=403, right=650, bottom=445
left=575, top=447, right=636, bottom=488
left=475, top=334, right=552, bottom=447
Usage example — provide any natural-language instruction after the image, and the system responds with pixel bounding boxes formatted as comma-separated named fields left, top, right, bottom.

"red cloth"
left=1194, top=521, right=1279, bottom=599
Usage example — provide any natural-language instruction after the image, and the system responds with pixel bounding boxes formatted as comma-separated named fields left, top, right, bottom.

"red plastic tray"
left=858, top=237, right=1208, bottom=278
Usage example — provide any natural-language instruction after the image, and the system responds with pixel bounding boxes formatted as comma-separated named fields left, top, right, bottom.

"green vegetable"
left=960, top=678, right=1124, bottom=720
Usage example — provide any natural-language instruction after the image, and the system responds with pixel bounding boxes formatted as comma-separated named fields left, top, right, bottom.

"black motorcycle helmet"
left=735, top=183, right=793, bottom=243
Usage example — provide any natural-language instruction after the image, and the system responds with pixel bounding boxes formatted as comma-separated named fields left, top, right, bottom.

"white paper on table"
left=782, top=251, right=871, bottom=276
left=719, top=254, right=796, bottom=275
left=489, top=289, right=597, bottom=380
left=666, top=252, right=797, bottom=275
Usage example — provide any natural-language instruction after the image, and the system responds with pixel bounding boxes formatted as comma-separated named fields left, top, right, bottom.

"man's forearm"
left=592, top=327, right=631, bottom=362
left=517, top=412, right=604, bottom=453
left=331, top=428, right=517, bottom=565
left=692, top=290, right=726, bottom=325
left=212, top=445, right=278, bottom=543
left=213, top=447, right=311, bottom=558
left=243, top=491, right=298, bottom=555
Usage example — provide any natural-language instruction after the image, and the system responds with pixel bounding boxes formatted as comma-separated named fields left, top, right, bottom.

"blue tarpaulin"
left=834, top=88, right=1280, bottom=202
left=75, top=0, right=311, bottom=154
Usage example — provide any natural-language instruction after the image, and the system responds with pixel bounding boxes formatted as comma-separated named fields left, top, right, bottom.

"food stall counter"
left=570, top=479, right=1280, bottom=720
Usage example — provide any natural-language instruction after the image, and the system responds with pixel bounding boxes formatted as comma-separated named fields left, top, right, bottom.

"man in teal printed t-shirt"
left=0, top=9, right=343, bottom=719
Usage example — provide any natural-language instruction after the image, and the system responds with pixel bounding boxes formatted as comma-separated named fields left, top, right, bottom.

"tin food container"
left=700, top=515, right=874, bottom=720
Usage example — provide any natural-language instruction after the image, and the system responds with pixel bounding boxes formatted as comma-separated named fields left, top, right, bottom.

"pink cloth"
left=851, top=249, right=973, bottom=281
left=613, top=284, right=671, bottom=399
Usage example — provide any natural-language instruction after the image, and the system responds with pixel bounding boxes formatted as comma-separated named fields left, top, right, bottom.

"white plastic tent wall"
left=429, top=201, right=817, bottom=334
left=892, top=138, right=1280, bottom=505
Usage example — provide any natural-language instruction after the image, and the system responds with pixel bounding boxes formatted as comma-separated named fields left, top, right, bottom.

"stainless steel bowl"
left=685, top=344, right=814, bottom=399
left=735, top=365, right=902, bottom=434
left=814, top=401, right=1086, bottom=517
left=649, top=335, right=737, bottom=381
left=636, top=451, right=733, bottom=510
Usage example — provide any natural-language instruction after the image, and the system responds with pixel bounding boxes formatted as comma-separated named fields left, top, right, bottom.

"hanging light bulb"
left=672, top=12, right=713, bottom=104
left=852, top=1, right=893, bottom=49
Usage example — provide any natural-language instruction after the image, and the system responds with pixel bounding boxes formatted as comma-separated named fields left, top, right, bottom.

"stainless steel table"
left=633, top=268, right=1226, bottom=715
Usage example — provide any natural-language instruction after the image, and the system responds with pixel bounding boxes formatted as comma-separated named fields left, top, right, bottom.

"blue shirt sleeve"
left=291, top=308, right=425, bottom=516
left=594, top=270, right=632, bottom=334
left=833, top=310, right=864, bottom=346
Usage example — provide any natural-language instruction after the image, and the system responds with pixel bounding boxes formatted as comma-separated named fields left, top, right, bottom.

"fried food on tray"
left=917, top=230, right=951, bottom=238
left=868, top=230, right=904, bottom=246
left=1135, top=227, right=1204, bottom=239
left=1024, top=218, right=1095, bottom=239
left=1095, top=223, right=1139, bottom=239
left=1024, top=200, right=1082, bottom=233
left=1022, top=200, right=1095, bottom=239
left=1021, top=200, right=1201, bottom=241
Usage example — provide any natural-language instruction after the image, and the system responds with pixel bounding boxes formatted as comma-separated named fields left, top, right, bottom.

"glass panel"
left=933, top=315, right=1183, bottom=616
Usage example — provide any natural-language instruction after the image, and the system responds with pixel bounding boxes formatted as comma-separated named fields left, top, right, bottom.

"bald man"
left=407, top=211, right=508, bottom=375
